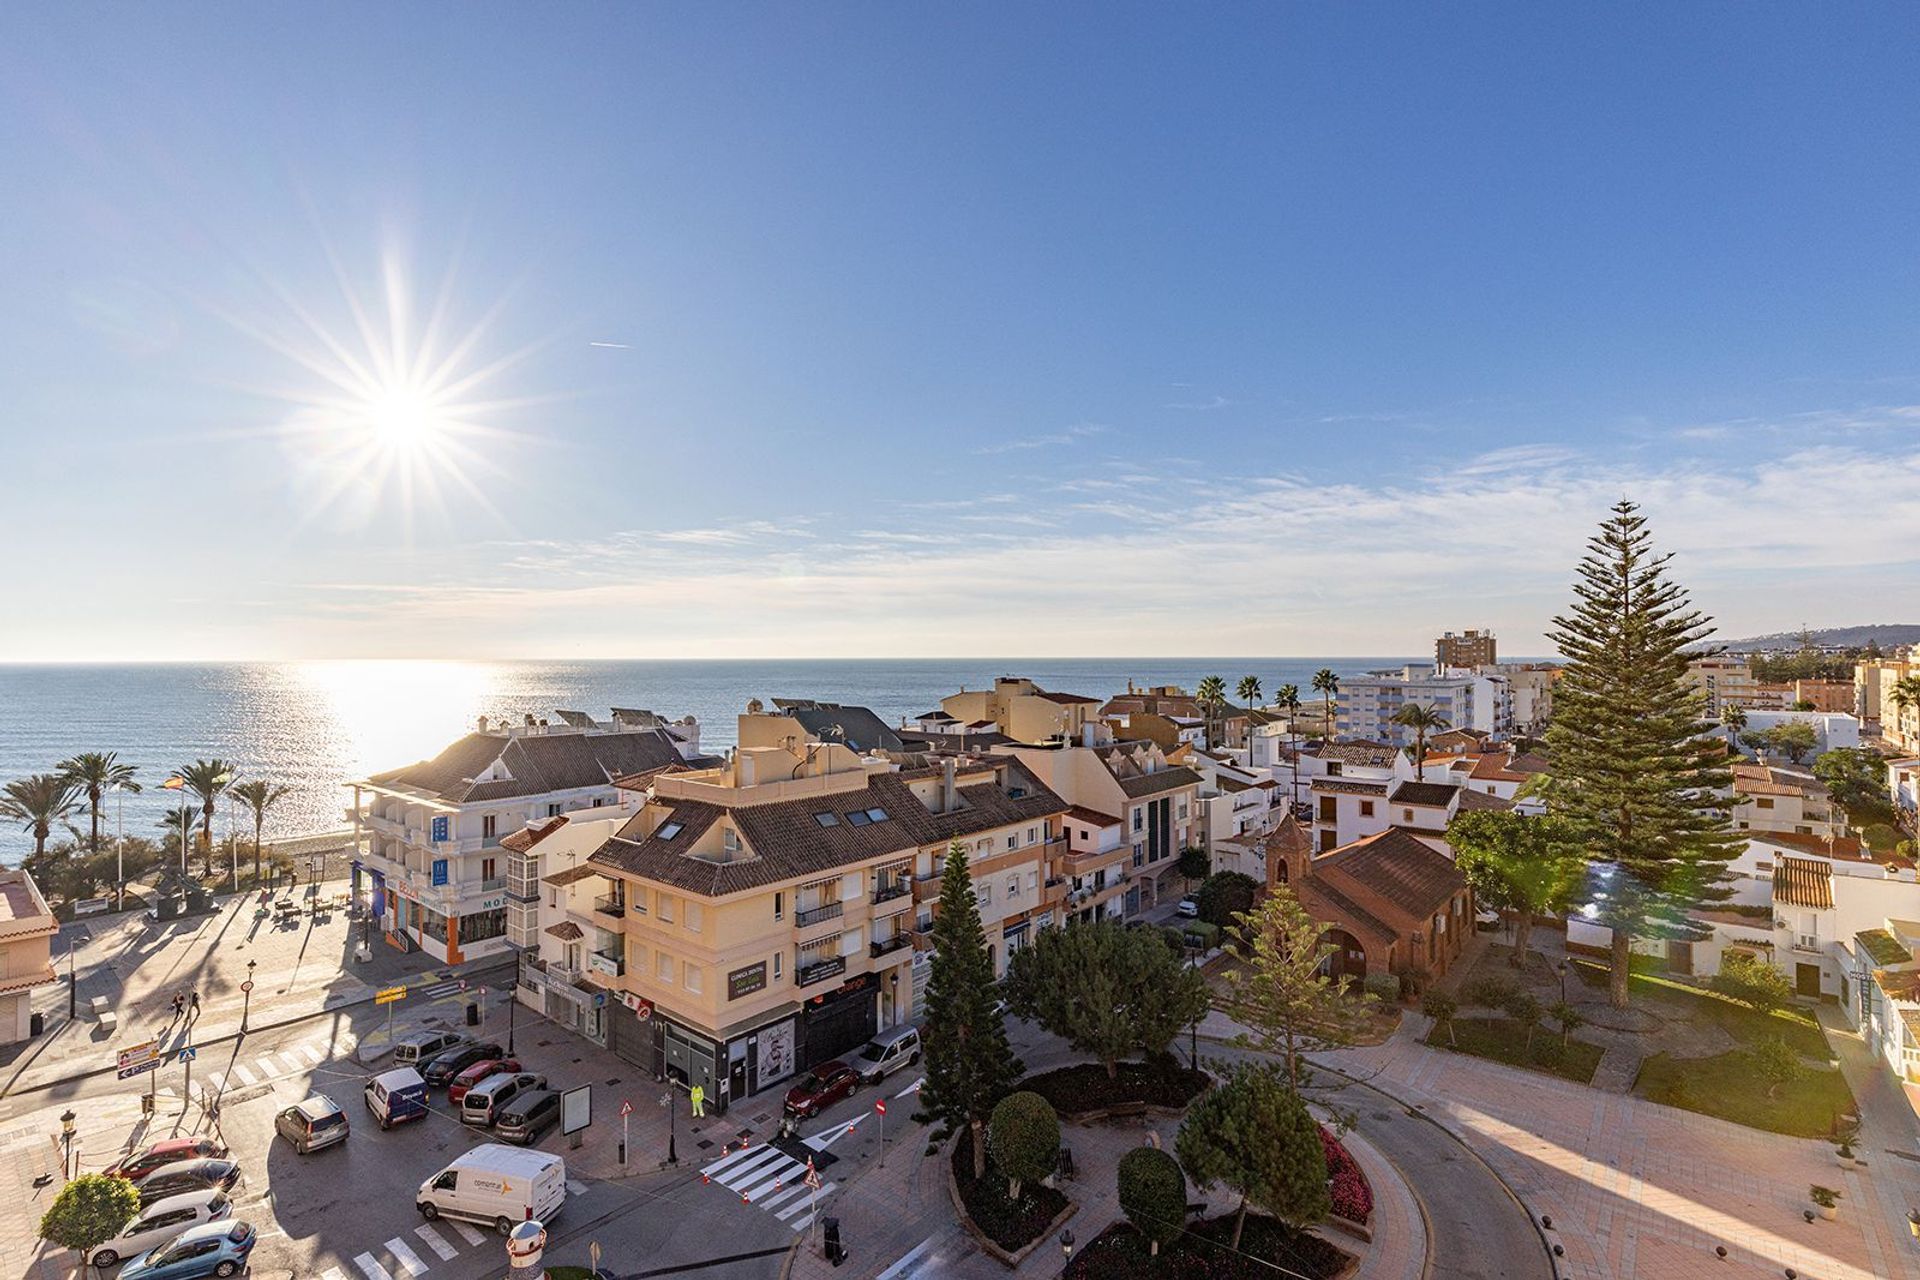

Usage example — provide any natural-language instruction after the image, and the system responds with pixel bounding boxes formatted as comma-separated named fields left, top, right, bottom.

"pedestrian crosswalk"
left=313, top=1184, right=582, bottom=1280
left=698, top=1143, right=837, bottom=1232
left=876, top=1235, right=944, bottom=1280
left=204, top=1033, right=353, bottom=1093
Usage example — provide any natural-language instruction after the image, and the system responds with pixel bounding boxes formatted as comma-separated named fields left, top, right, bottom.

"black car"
left=135, top=1158, right=241, bottom=1206
left=420, top=1042, right=504, bottom=1089
left=494, top=1088, right=561, bottom=1145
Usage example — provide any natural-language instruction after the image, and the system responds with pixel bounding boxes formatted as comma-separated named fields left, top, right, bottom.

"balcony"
left=871, top=888, right=913, bottom=918
left=547, top=959, right=582, bottom=984
left=796, top=954, right=847, bottom=988
left=871, top=881, right=911, bottom=906
left=589, top=950, right=626, bottom=977
left=480, top=876, right=507, bottom=892
left=591, top=895, right=628, bottom=933
left=1794, top=934, right=1822, bottom=953
left=870, top=932, right=912, bottom=959
left=795, top=901, right=845, bottom=930
left=912, top=872, right=942, bottom=903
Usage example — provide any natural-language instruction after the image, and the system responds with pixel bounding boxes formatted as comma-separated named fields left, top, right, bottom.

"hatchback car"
left=1176, top=896, right=1200, bottom=918
left=420, top=1041, right=504, bottom=1089
left=783, top=1061, right=858, bottom=1119
left=119, top=1220, right=255, bottom=1279
left=447, top=1057, right=521, bottom=1104
left=459, top=1071, right=546, bottom=1127
left=275, top=1093, right=349, bottom=1154
left=88, top=1190, right=231, bottom=1268
left=134, top=1159, right=241, bottom=1207
left=106, top=1138, right=229, bottom=1182
left=494, top=1088, right=562, bottom=1145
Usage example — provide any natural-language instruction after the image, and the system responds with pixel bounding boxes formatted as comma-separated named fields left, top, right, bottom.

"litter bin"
left=823, top=1216, right=846, bottom=1267
left=465, top=1002, right=480, bottom=1027
left=29, top=1011, right=44, bottom=1037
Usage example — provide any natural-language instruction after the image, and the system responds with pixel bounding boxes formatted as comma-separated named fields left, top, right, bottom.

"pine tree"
left=1226, top=887, right=1375, bottom=1088
left=1175, top=1061, right=1330, bottom=1250
left=1545, top=500, right=1741, bottom=1009
left=914, top=841, right=1022, bottom=1178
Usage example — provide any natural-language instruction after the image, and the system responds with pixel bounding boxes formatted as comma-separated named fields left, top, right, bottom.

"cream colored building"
left=570, top=734, right=1067, bottom=1114
left=0, top=869, right=57, bottom=1044
left=942, top=677, right=1107, bottom=746
left=1688, top=656, right=1761, bottom=715
left=1732, top=763, right=1842, bottom=839
left=1859, top=657, right=1920, bottom=748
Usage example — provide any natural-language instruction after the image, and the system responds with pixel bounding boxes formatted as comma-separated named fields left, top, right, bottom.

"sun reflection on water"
left=293, top=659, right=502, bottom=778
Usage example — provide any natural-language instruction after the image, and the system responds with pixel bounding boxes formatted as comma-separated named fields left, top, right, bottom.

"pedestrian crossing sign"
left=804, top=1157, right=821, bottom=1190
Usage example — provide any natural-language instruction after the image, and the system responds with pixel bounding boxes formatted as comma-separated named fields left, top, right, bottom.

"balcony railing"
left=589, top=950, right=625, bottom=977
left=548, top=959, right=582, bottom=983
left=871, top=881, right=911, bottom=905
left=796, top=954, right=847, bottom=988
left=870, top=933, right=912, bottom=959
left=480, top=877, right=507, bottom=892
left=795, top=901, right=844, bottom=929
left=593, top=894, right=627, bottom=917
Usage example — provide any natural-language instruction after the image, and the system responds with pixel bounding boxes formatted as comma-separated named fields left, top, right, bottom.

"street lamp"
left=1557, top=960, right=1569, bottom=1005
left=240, top=959, right=257, bottom=1035
left=59, top=1109, right=76, bottom=1180
left=660, top=1087, right=679, bottom=1165
left=1059, top=1228, right=1074, bottom=1262
left=67, top=939, right=77, bottom=1019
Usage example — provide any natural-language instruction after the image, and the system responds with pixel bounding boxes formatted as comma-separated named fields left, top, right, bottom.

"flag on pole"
left=160, top=776, right=186, bottom=790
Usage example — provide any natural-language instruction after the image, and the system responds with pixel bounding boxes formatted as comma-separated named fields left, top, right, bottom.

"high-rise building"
left=1436, top=629, right=1497, bottom=670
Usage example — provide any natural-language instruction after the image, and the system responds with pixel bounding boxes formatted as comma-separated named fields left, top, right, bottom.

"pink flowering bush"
left=1318, top=1126, right=1373, bottom=1224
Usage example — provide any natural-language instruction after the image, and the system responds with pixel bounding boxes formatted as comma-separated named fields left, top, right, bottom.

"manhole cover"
left=1371, top=1112, right=1393, bottom=1122
left=696, top=1138, right=715, bottom=1150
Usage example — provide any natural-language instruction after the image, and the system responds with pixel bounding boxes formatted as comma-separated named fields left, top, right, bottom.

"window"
left=1326, top=762, right=1344, bottom=777
left=813, top=812, right=839, bottom=827
left=865, top=807, right=889, bottom=823
left=1177, top=800, right=1188, bottom=820
left=685, top=902, right=703, bottom=932
left=684, top=963, right=703, bottom=994
left=723, top=828, right=740, bottom=854
left=1006, top=834, right=1017, bottom=850
left=657, top=894, right=674, bottom=923
left=1403, top=809, right=1414, bottom=822
left=773, top=953, right=782, bottom=980
left=1007, top=875, right=1020, bottom=899
left=482, top=814, right=497, bottom=839
left=1757, top=798, right=1775, bottom=810
left=977, top=882, right=992, bottom=907
left=656, top=953, right=673, bottom=982
left=1359, top=801, right=1375, bottom=817
left=657, top=820, right=684, bottom=840
left=547, top=803, right=562, bottom=818
left=847, top=810, right=872, bottom=827
left=481, top=857, right=496, bottom=882
left=773, top=891, right=784, bottom=921
left=1027, top=826, right=1038, bottom=844
left=1132, top=808, right=1144, bottom=832
left=463, top=907, right=506, bottom=942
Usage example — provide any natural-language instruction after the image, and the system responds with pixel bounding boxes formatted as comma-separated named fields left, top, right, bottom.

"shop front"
left=603, top=993, right=805, bottom=1116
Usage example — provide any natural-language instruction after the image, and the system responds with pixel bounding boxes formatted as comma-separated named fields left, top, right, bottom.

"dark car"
left=420, top=1042, right=504, bottom=1089
left=135, top=1158, right=241, bottom=1207
left=783, top=1061, right=858, bottom=1119
left=447, top=1057, right=521, bottom=1104
left=494, top=1088, right=561, bottom=1145
left=106, top=1138, right=229, bottom=1181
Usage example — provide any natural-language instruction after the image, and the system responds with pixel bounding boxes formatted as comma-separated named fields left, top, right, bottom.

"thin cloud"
left=971, top=424, right=1107, bottom=455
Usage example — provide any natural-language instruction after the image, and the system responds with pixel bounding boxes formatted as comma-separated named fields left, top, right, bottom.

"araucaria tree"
left=1176, top=1061, right=1329, bottom=1250
left=914, top=841, right=1022, bottom=1178
left=1545, top=500, right=1741, bottom=1010
left=1444, top=810, right=1585, bottom=968
left=1226, top=887, right=1375, bottom=1088
left=1002, top=919, right=1208, bottom=1078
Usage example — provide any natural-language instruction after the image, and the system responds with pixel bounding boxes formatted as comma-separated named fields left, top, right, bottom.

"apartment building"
left=1732, top=763, right=1843, bottom=839
left=1687, top=656, right=1762, bottom=715
left=941, top=677, right=1106, bottom=745
left=1793, top=680, right=1856, bottom=714
left=1436, top=629, right=1497, bottom=669
left=1100, top=683, right=1202, bottom=720
left=1184, top=749, right=1280, bottom=878
left=1335, top=668, right=1512, bottom=744
left=0, top=869, right=56, bottom=1044
left=1856, top=657, right=1914, bottom=729
left=1487, top=664, right=1557, bottom=734
left=574, top=738, right=1067, bottom=1114
left=500, top=809, right=630, bottom=1046
left=350, top=714, right=707, bottom=964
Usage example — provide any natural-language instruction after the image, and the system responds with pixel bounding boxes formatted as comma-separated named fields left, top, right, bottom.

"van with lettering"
left=416, top=1144, right=566, bottom=1235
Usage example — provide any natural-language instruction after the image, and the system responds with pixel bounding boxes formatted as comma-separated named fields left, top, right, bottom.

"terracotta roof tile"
left=544, top=921, right=584, bottom=942
left=1772, top=857, right=1833, bottom=910
left=1311, top=827, right=1467, bottom=926
left=1389, top=781, right=1459, bottom=808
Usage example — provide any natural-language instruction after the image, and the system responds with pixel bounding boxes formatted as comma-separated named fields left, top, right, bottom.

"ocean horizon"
left=0, top=656, right=1541, bottom=862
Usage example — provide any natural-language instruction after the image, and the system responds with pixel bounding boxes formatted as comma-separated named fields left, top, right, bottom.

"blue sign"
left=430, top=816, right=450, bottom=844
left=176, top=1046, right=196, bottom=1063
left=117, top=1058, right=161, bottom=1080
left=431, top=859, right=449, bottom=887
left=371, top=871, right=386, bottom=918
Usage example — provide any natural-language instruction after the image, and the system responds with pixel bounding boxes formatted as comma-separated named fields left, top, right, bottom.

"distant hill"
left=1713, top=624, right=1920, bottom=652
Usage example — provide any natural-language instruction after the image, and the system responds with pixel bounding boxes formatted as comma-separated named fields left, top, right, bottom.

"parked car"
left=784, top=1061, right=859, bottom=1118
left=133, top=1159, right=240, bottom=1208
left=118, top=1220, right=255, bottom=1279
left=1176, top=896, right=1200, bottom=918
left=392, top=1030, right=469, bottom=1067
left=448, top=1057, right=522, bottom=1104
left=88, top=1190, right=231, bottom=1268
left=847, top=1024, right=922, bottom=1085
left=417, top=1145, right=565, bottom=1235
left=460, top=1071, right=546, bottom=1127
left=365, top=1066, right=431, bottom=1129
left=106, top=1138, right=229, bottom=1182
left=275, top=1093, right=350, bottom=1154
left=494, top=1088, right=561, bottom=1145
left=421, top=1042, right=505, bottom=1089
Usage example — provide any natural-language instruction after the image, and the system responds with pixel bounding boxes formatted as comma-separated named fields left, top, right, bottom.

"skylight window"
left=813, top=812, right=839, bottom=828
left=656, top=820, right=684, bottom=840
left=865, top=807, right=889, bottom=822
left=846, top=811, right=872, bottom=827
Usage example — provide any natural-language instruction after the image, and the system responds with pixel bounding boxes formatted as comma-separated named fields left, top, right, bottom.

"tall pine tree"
left=1546, top=500, right=1740, bottom=1009
left=913, top=840, right=1022, bottom=1177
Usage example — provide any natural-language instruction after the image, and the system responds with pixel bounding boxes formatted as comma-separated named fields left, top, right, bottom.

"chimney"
left=941, top=758, right=957, bottom=813
left=524, top=713, right=536, bottom=728
left=477, top=715, right=489, bottom=733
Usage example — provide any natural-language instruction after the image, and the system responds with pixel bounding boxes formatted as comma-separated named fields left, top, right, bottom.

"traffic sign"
left=116, top=1057, right=161, bottom=1080
left=374, top=985, right=407, bottom=1005
left=618, top=1099, right=633, bottom=1118
left=116, top=1041, right=158, bottom=1070
left=240, top=980, right=254, bottom=994
left=875, top=1099, right=886, bottom=1116
left=176, top=1046, right=196, bottom=1063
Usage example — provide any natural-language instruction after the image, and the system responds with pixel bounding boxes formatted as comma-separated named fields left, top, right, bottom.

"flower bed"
left=1318, top=1127, right=1373, bottom=1225
left=950, top=1128, right=1073, bottom=1255
left=1062, top=1216, right=1354, bottom=1280
left=1020, top=1057, right=1210, bottom=1117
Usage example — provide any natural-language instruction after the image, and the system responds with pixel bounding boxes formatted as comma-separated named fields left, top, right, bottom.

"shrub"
left=1865, top=824, right=1901, bottom=854
left=1020, top=1058, right=1210, bottom=1115
left=1181, top=921, right=1223, bottom=951
left=1421, top=991, right=1458, bottom=1044
left=1747, top=1035, right=1806, bottom=1099
left=1194, top=871, right=1260, bottom=927
left=1363, top=972, right=1401, bottom=1004
left=1461, top=973, right=1518, bottom=1008
left=988, top=1091, right=1060, bottom=1199
left=38, top=1174, right=139, bottom=1256
left=1711, top=951, right=1795, bottom=1015
left=1117, top=1146, right=1187, bottom=1256
left=1317, top=1127, right=1373, bottom=1223
left=951, top=1128, right=1070, bottom=1251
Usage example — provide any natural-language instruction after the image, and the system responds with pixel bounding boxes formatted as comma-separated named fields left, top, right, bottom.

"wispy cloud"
left=1163, top=395, right=1230, bottom=411
left=971, top=423, right=1107, bottom=455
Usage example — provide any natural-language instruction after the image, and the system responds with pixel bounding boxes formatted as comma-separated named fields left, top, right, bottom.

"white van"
left=847, top=1024, right=921, bottom=1085
left=417, top=1144, right=566, bottom=1235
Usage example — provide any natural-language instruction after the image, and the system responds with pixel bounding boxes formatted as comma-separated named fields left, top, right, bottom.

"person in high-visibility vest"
left=689, top=1084, right=706, bottom=1117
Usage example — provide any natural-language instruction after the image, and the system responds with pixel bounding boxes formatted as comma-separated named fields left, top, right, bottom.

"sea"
left=0, top=658, right=1428, bottom=863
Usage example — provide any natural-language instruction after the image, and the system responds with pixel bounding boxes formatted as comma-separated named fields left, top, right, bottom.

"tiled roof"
left=771, top=700, right=905, bottom=753
left=501, top=815, right=569, bottom=853
left=367, top=729, right=688, bottom=803
left=1034, top=690, right=1100, bottom=705
left=1755, top=831, right=1866, bottom=860
left=1311, top=778, right=1391, bottom=796
left=589, top=760, right=1066, bottom=897
left=1296, top=879, right=1398, bottom=948
left=1390, top=781, right=1459, bottom=808
left=1734, top=763, right=1828, bottom=799
left=544, top=921, right=584, bottom=941
left=1063, top=806, right=1121, bottom=829
left=1505, top=752, right=1551, bottom=774
left=543, top=864, right=602, bottom=887
left=1263, top=813, right=1312, bottom=857
left=1317, top=742, right=1398, bottom=768
left=1467, top=755, right=1529, bottom=783
left=1456, top=788, right=1515, bottom=812
left=1772, top=856, right=1833, bottom=910
left=1312, top=828, right=1467, bottom=924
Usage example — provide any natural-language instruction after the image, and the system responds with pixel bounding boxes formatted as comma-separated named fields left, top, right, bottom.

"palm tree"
left=1, top=774, right=82, bottom=859
left=1277, top=683, right=1303, bottom=809
left=230, top=779, right=292, bottom=889
left=1311, top=668, right=1340, bottom=740
left=1196, top=676, right=1228, bottom=750
left=1235, top=676, right=1263, bottom=754
left=156, top=809, right=198, bottom=865
left=57, top=752, right=141, bottom=857
left=176, top=759, right=238, bottom=879
left=1390, top=703, right=1451, bottom=780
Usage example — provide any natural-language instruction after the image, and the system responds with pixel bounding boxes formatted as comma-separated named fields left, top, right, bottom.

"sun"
left=360, top=384, right=446, bottom=454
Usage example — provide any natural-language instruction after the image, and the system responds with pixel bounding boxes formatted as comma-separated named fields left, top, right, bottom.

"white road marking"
left=789, top=1212, right=815, bottom=1232
left=256, top=1056, right=281, bottom=1079
left=742, top=1159, right=805, bottom=1201
left=804, top=1112, right=866, bottom=1151
left=279, top=1051, right=309, bottom=1073
left=876, top=1236, right=939, bottom=1279
left=715, top=1149, right=790, bottom=1188
left=384, top=1236, right=428, bottom=1276
left=321, top=1268, right=347, bottom=1280
left=299, top=1043, right=325, bottom=1064
left=755, top=1184, right=809, bottom=1212
left=566, top=1178, right=587, bottom=1196
left=414, top=1224, right=458, bottom=1261
left=204, top=1072, right=226, bottom=1093
left=776, top=1184, right=833, bottom=1220
left=449, top=1220, right=486, bottom=1246
left=699, top=1143, right=768, bottom=1177
left=352, top=1252, right=394, bottom=1280
left=893, top=1076, right=924, bottom=1098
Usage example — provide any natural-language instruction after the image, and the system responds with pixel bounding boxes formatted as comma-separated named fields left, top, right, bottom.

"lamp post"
left=1059, top=1228, right=1074, bottom=1264
left=660, top=1087, right=679, bottom=1165
left=241, top=959, right=257, bottom=1035
left=506, top=960, right=518, bottom=1055
left=67, top=939, right=77, bottom=1019
left=1557, top=959, right=1569, bottom=1006
left=59, top=1109, right=76, bottom=1180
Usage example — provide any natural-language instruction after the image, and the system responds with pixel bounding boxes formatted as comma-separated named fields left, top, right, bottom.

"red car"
left=447, top=1057, right=522, bottom=1104
left=783, top=1061, right=858, bottom=1119
left=106, top=1137, right=229, bottom=1181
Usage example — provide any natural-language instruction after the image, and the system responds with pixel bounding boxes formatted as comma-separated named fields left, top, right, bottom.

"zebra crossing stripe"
left=233, top=1063, right=257, bottom=1086
left=755, top=1184, right=809, bottom=1212
left=699, top=1143, right=768, bottom=1177
left=206, top=1072, right=226, bottom=1093
left=414, top=1224, right=458, bottom=1261
left=279, top=1051, right=309, bottom=1073
left=566, top=1178, right=588, bottom=1196
left=384, top=1236, right=429, bottom=1276
left=876, top=1236, right=939, bottom=1280
left=299, top=1043, right=325, bottom=1064
left=352, top=1252, right=394, bottom=1280
left=255, top=1056, right=280, bottom=1079
left=715, top=1149, right=790, bottom=1188
left=320, top=1268, right=348, bottom=1280
left=788, top=1212, right=815, bottom=1233
left=775, top=1184, right=833, bottom=1220
left=742, top=1160, right=804, bottom=1201
left=449, top=1220, right=486, bottom=1246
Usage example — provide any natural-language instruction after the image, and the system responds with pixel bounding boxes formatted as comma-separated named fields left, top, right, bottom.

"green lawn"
left=1570, top=957, right=1830, bottom=1057
left=1637, top=1050, right=1856, bottom=1137
left=1428, top=1016, right=1604, bottom=1084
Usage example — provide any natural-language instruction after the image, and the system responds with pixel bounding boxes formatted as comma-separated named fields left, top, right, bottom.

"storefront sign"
left=431, top=859, right=449, bottom=887
left=757, top=1020, right=795, bottom=1082
left=727, top=962, right=768, bottom=1001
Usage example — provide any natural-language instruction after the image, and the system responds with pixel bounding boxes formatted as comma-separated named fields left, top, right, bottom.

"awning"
left=545, top=921, right=585, bottom=941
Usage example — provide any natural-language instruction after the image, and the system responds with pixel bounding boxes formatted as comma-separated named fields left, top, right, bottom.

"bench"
left=88, top=995, right=109, bottom=1018
left=98, top=1010, right=118, bottom=1032
left=72, top=897, right=109, bottom=917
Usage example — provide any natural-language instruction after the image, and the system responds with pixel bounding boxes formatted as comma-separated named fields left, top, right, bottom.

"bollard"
left=505, top=1219, right=546, bottom=1280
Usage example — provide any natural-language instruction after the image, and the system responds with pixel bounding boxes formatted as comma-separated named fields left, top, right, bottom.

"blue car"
left=120, top=1220, right=255, bottom=1279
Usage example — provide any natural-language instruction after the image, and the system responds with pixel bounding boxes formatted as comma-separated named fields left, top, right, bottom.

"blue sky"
left=2, top=5, right=1916, bottom=660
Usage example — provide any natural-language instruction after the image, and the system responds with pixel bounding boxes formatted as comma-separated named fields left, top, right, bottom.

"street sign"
left=375, top=985, right=407, bottom=1005
left=176, top=1046, right=196, bottom=1063
left=618, top=1099, right=633, bottom=1118
left=117, top=1041, right=158, bottom=1070
left=875, top=1099, right=886, bottom=1116
left=240, top=980, right=254, bottom=994
left=116, top=1058, right=161, bottom=1080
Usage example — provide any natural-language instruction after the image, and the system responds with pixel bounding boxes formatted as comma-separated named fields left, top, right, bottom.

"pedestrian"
left=171, top=993, right=184, bottom=1018
left=189, top=991, right=200, bottom=1016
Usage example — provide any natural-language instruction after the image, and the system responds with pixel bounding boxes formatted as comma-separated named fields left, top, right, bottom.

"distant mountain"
left=1713, top=624, right=1920, bottom=652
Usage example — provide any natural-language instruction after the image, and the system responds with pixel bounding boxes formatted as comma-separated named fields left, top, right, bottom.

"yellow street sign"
left=374, top=985, right=407, bottom=1005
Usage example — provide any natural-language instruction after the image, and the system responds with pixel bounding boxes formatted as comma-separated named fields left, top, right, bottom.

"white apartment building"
left=1739, top=710, right=1862, bottom=754
left=350, top=713, right=707, bottom=964
left=1336, top=667, right=1513, bottom=744
left=1185, top=750, right=1280, bottom=878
